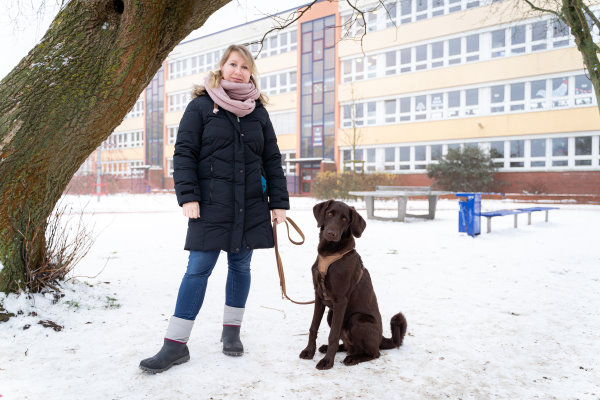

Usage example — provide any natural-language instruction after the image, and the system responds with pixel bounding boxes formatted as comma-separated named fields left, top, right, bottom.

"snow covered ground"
left=1, top=194, right=599, bottom=400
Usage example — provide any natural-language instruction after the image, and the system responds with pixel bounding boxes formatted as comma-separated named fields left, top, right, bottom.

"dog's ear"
left=349, top=206, right=366, bottom=238
left=313, top=200, right=334, bottom=227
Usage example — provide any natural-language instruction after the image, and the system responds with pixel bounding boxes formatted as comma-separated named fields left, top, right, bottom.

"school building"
left=77, top=0, right=600, bottom=196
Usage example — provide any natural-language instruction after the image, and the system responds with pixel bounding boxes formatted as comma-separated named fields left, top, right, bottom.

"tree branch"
left=522, top=0, right=562, bottom=18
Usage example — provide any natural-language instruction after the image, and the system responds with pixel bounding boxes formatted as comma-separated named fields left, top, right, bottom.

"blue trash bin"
left=456, top=193, right=481, bottom=237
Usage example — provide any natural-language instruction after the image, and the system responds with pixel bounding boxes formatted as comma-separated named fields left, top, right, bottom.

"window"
left=431, top=93, right=444, bottom=118
left=125, top=98, right=144, bottom=119
left=431, top=144, right=443, bottom=161
left=431, top=41, right=444, bottom=68
left=511, top=25, right=526, bottom=54
left=447, top=90, right=460, bottom=117
left=400, top=48, right=412, bottom=73
left=260, top=70, right=297, bottom=95
left=465, top=89, right=479, bottom=115
left=575, top=74, right=593, bottom=105
left=575, top=136, right=592, bottom=166
left=399, top=97, right=411, bottom=121
left=490, top=141, right=505, bottom=167
left=552, top=18, right=570, bottom=47
left=448, top=38, right=461, bottom=65
left=168, top=126, right=178, bottom=144
left=168, top=91, right=192, bottom=112
left=551, top=137, right=569, bottom=166
left=415, top=45, right=427, bottom=70
left=385, top=51, right=397, bottom=75
left=385, top=99, right=397, bottom=123
left=270, top=111, right=297, bottom=135
left=384, top=147, right=396, bottom=171
left=491, top=85, right=505, bottom=113
left=551, top=77, right=569, bottom=108
left=530, top=138, right=546, bottom=167
left=509, top=140, right=525, bottom=167
left=415, top=145, right=427, bottom=169
left=385, top=1, right=398, bottom=28
left=530, top=79, right=547, bottom=110
left=466, top=34, right=479, bottom=62
left=531, top=21, right=548, bottom=51
left=491, top=29, right=506, bottom=58
left=415, top=95, right=427, bottom=120
left=510, top=83, right=525, bottom=111
left=399, top=146, right=410, bottom=169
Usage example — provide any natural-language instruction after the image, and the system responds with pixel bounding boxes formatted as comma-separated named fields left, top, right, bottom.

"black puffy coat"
left=173, top=93, right=290, bottom=253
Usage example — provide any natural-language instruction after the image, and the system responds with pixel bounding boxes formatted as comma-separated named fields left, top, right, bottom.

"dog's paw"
left=318, top=344, right=328, bottom=354
left=316, top=357, right=334, bottom=370
left=343, top=355, right=360, bottom=366
left=299, top=347, right=315, bottom=360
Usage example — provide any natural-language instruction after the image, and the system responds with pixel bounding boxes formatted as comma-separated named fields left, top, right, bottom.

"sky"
left=0, top=0, right=310, bottom=80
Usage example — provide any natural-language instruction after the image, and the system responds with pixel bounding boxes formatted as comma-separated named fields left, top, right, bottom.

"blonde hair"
left=193, top=44, right=268, bottom=104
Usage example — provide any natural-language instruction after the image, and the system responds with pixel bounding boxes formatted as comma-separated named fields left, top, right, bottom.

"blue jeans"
left=173, top=249, right=253, bottom=320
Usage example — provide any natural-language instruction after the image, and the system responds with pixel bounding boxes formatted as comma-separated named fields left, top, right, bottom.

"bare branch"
left=248, top=0, right=319, bottom=58
left=345, top=0, right=368, bottom=54
left=522, top=0, right=562, bottom=18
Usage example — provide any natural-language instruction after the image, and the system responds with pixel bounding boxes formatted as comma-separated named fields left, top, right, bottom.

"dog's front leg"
left=299, top=299, right=326, bottom=360
left=316, top=301, right=347, bottom=370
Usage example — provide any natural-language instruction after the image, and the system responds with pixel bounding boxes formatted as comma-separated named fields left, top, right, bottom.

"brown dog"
left=299, top=200, right=407, bottom=370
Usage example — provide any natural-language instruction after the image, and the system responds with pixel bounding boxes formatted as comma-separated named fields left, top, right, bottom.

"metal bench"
left=480, top=207, right=559, bottom=233
left=349, top=186, right=450, bottom=222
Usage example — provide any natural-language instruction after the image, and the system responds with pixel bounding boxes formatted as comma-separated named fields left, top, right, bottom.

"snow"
left=1, top=194, right=600, bottom=399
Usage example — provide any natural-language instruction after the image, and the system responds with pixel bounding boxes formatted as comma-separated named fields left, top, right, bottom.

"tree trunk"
left=562, top=0, right=600, bottom=115
left=0, top=0, right=228, bottom=293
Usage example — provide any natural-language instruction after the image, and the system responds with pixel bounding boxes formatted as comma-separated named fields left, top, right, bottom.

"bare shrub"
left=16, top=201, right=95, bottom=293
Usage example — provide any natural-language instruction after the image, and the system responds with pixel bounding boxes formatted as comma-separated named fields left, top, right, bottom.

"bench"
left=349, top=186, right=451, bottom=222
left=480, top=207, right=559, bottom=233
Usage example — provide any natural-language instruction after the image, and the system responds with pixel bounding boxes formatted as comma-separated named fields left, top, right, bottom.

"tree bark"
left=0, top=0, right=228, bottom=293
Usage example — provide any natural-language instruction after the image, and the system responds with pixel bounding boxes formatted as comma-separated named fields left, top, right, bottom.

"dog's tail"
left=379, top=312, right=407, bottom=349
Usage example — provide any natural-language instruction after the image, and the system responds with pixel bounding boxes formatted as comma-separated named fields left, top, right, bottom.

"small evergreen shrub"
left=427, top=146, right=498, bottom=192
left=312, top=172, right=397, bottom=200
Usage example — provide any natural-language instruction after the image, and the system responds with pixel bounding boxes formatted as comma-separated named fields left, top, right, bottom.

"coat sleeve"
left=262, top=115, right=290, bottom=210
left=173, top=99, right=203, bottom=207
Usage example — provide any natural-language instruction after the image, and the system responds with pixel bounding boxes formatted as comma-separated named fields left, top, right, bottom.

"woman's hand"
left=271, top=209, right=287, bottom=225
left=182, top=202, right=200, bottom=219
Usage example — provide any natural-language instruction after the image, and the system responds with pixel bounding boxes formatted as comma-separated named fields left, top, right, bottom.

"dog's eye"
left=342, top=217, right=348, bottom=222
left=327, top=212, right=333, bottom=217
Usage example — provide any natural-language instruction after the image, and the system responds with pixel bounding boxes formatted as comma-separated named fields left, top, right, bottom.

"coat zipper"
left=209, top=161, right=214, bottom=204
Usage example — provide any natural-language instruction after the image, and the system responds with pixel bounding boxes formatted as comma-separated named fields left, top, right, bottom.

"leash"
left=272, top=217, right=314, bottom=305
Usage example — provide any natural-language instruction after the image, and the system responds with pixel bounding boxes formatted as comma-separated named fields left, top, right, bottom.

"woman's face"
left=221, top=51, right=252, bottom=84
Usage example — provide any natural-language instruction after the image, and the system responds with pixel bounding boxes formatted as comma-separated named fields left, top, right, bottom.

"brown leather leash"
left=272, top=217, right=314, bottom=305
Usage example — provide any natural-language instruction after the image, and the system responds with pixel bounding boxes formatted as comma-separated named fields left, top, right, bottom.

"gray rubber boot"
left=221, top=325, right=244, bottom=356
left=139, top=339, right=190, bottom=373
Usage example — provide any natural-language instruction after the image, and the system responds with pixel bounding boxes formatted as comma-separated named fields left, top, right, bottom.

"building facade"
left=79, top=0, right=600, bottom=195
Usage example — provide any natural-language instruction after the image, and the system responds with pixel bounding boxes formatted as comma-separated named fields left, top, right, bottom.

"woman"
left=140, top=45, right=289, bottom=373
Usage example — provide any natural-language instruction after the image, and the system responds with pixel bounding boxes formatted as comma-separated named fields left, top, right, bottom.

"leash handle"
left=273, top=217, right=314, bottom=305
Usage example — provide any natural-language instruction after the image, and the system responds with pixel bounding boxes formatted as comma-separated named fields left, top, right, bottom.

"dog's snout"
left=325, top=229, right=338, bottom=240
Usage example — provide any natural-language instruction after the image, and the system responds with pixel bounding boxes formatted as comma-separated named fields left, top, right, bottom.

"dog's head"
left=313, top=200, right=366, bottom=243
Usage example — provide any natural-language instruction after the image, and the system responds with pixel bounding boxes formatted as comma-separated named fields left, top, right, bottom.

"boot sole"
left=139, top=354, right=190, bottom=374
left=222, top=350, right=243, bottom=356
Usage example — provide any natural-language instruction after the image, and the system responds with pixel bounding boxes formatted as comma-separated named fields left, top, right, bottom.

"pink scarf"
left=204, top=77, right=260, bottom=118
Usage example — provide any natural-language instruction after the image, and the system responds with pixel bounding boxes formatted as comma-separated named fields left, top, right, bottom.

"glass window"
left=552, top=77, right=569, bottom=107
left=510, top=83, right=525, bottom=111
left=491, top=85, right=505, bottom=112
left=399, top=97, right=411, bottom=121
left=530, top=79, right=547, bottom=110
left=511, top=25, right=526, bottom=53
left=531, top=139, right=546, bottom=157
left=465, top=88, right=478, bottom=115
left=431, top=93, right=444, bottom=118
left=532, top=21, right=548, bottom=51
left=385, top=147, right=395, bottom=162
left=552, top=18, right=570, bottom=47
left=448, top=90, right=460, bottom=117
left=385, top=99, right=396, bottom=123
left=415, top=95, right=427, bottom=119
left=416, top=45, right=427, bottom=70
left=510, top=140, right=524, bottom=157
left=491, top=29, right=506, bottom=57
left=431, top=41, right=444, bottom=68
left=552, top=137, right=568, bottom=156
left=575, top=74, right=594, bottom=105
left=400, top=0, right=412, bottom=23
left=342, top=60, right=352, bottom=83
left=431, top=144, right=443, bottom=161
left=400, top=48, right=412, bottom=72
left=575, top=136, right=591, bottom=155
left=449, top=38, right=461, bottom=64
left=415, top=145, right=426, bottom=161
left=399, top=146, right=410, bottom=162
left=385, top=51, right=397, bottom=75
left=367, top=101, right=377, bottom=125
left=466, top=34, right=479, bottom=61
